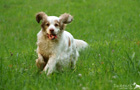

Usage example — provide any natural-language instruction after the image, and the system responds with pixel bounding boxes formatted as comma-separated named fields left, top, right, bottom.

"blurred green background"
left=0, top=0, right=140, bottom=90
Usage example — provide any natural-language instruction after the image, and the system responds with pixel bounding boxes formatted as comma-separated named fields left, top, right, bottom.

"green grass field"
left=0, top=0, right=140, bottom=89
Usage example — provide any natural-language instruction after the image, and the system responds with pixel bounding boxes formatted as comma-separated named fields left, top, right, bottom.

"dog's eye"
left=54, top=23, right=59, bottom=27
left=46, top=23, right=50, bottom=26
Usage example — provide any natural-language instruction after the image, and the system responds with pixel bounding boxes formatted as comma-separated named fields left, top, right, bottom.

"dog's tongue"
left=48, top=34, right=57, bottom=40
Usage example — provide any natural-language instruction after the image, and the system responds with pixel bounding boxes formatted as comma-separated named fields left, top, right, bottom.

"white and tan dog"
left=35, top=12, right=88, bottom=76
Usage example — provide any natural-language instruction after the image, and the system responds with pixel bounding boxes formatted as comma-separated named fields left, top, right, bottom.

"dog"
left=35, top=12, right=88, bottom=76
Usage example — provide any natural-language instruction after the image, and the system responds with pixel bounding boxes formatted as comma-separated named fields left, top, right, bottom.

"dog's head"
left=36, top=12, right=73, bottom=40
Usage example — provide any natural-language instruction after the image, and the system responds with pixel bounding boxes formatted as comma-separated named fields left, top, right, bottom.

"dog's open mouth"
left=47, top=34, right=57, bottom=40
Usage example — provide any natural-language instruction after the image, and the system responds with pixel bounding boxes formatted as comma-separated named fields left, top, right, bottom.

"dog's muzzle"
left=47, top=33, right=57, bottom=40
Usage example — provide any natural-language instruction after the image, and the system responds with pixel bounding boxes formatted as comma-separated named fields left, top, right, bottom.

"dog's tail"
left=75, top=39, right=88, bottom=51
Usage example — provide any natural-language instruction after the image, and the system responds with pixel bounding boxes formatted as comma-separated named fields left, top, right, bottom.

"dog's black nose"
left=50, top=29, right=54, bottom=33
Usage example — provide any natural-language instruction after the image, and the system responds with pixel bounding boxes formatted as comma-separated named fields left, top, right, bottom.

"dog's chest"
left=37, top=39, right=57, bottom=55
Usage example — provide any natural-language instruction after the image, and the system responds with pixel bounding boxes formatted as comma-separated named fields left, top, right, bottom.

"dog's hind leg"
left=70, top=50, right=79, bottom=69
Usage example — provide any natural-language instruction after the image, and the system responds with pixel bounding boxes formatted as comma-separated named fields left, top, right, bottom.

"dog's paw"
left=43, top=65, right=54, bottom=76
left=36, top=59, right=46, bottom=70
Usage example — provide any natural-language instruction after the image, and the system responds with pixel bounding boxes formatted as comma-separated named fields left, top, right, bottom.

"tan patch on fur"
left=36, top=12, right=47, bottom=23
left=59, top=23, right=65, bottom=30
left=41, top=20, right=49, bottom=31
left=54, top=20, right=59, bottom=25
left=54, top=20, right=65, bottom=30
left=68, top=37, right=71, bottom=47
left=59, top=13, right=73, bottom=24
left=36, top=55, right=49, bottom=70
left=36, top=59, right=46, bottom=70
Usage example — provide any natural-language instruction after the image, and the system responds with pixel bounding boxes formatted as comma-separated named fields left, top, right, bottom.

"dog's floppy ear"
left=59, top=13, right=73, bottom=24
left=36, top=12, right=47, bottom=23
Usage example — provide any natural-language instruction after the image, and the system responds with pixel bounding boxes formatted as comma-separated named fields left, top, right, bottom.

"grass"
left=0, top=0, right=140, bottom=89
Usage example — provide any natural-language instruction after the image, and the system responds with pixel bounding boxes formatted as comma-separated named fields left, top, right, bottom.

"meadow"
left=0, top=0, right=140, bottom=89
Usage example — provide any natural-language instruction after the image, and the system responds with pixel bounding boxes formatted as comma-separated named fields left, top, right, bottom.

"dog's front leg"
left=43, top=56, right=57, bottom=76
left=36, top=53, right=46, bottom=70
